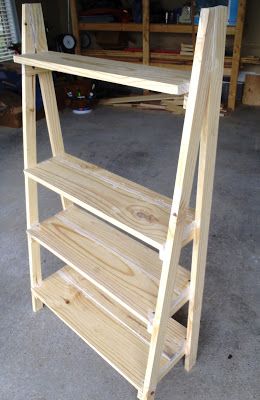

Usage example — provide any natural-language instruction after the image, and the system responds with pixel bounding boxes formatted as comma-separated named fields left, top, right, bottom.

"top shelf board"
left=78, top=22, right=236, bottom=35
left=14, top=51, right=190, bottom=95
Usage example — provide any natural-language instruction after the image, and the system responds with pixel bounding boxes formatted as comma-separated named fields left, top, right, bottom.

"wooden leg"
left=185, top=9, right=226, bottom=369
left=25, top=177, right=43, bottom=312
left=22, top=65, right=43, bottom=311
left=142, top=7, right=217, bottom=395
left=184, top=137, right=210, bottom=371
left=184, top=115, right=214, bottom=370
left=141, top=389, right=156, bottom=400
left=28, top=236, right=43, bottom=312
left=22, top=3, right=71, bottom=311
left=141, top=5, right=227, bottom=386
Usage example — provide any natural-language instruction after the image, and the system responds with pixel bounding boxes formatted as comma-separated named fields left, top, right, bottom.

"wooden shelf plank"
left=14, top=51, right=190, bottom=95
left=32, top=268, right=161, bottom=390
left=25, top=153, right=195, bottom=251
left=78, top=22, right=236, bottom=35
left=79, top=22, right=143, bottom=32
left=151, top=23, right=235, bottom=35
left=33, top=265, right=186, bottom=390
left=28, top=205, right=190, bottom=325
left=77, top=49, right=231, bottom=75
left=81, top=49, right=235, bottom=64
left=82, top=49, right=189, bottom=60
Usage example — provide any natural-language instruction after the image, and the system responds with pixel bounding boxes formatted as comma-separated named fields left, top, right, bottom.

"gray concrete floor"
left=0, top=106, right=259, bottom=400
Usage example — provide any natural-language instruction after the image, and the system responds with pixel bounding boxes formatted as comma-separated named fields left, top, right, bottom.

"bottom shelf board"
left=33, top=265, right=186, bottom=390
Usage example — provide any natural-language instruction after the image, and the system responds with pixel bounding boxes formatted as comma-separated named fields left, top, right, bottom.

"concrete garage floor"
left=0, top=105, right=259, bottom=400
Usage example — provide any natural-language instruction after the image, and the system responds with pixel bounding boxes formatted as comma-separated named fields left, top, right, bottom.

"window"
left=0, top=0, right=20, bottom=62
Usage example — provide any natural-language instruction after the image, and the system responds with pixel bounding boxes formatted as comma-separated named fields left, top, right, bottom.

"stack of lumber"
left=160, top=97, right=185, bottom=114
left=180, top=44, right=194, bottom=56
left=100, top=93, right=228, bottom=117
left=99, top=93, right=186, bottom=114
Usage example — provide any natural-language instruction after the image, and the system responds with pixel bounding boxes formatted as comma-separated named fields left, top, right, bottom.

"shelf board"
left=33, top=265, right=186, bottom=390
left=82, top=49, right=234, bottom=64
left=82, top=49, right=193, bottom=61
left=28, top=205, right=190, bottom=324
left=78, top=22, right=236, bottom=35
left=79, top=49, right=231, bottom=75
left=14, top=51, right=190, bottom=95
left=25, top=153, right=195, bottom=251
left=79, top=22, right=142, bottom=32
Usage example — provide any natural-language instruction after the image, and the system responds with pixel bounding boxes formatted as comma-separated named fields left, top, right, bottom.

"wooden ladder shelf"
left=15, top=4, right=227, bottom=399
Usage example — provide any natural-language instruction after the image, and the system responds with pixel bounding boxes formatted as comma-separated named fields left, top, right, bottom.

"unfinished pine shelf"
left=15, top=4, right=227, bottom=399
left=16, top=51, right=190, bottom=95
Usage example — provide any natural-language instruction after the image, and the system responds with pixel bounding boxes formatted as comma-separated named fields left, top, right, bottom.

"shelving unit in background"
left=70, top=0, right=254, bottom=111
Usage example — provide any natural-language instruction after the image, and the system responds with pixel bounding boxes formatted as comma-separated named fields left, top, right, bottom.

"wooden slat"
left=82, top=49, right=236, bottom=63
left=14, top=51, right=190, bottom=95
left=28, top=205, right=190, bottom=325
left=78, top=22, right=144, bottom=32
left=78, top=51, right=231, bottom=75
left=81, top=49, right=192, bottom=61
left=25, top=153, right=194, bottom=251
left=152, top=24, right=234, bottom=35
left=32, top=266, right=164, bottom=390
left=99, top=94, right=183, bottom=105
left=78, top=22, right=236, bottom=35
